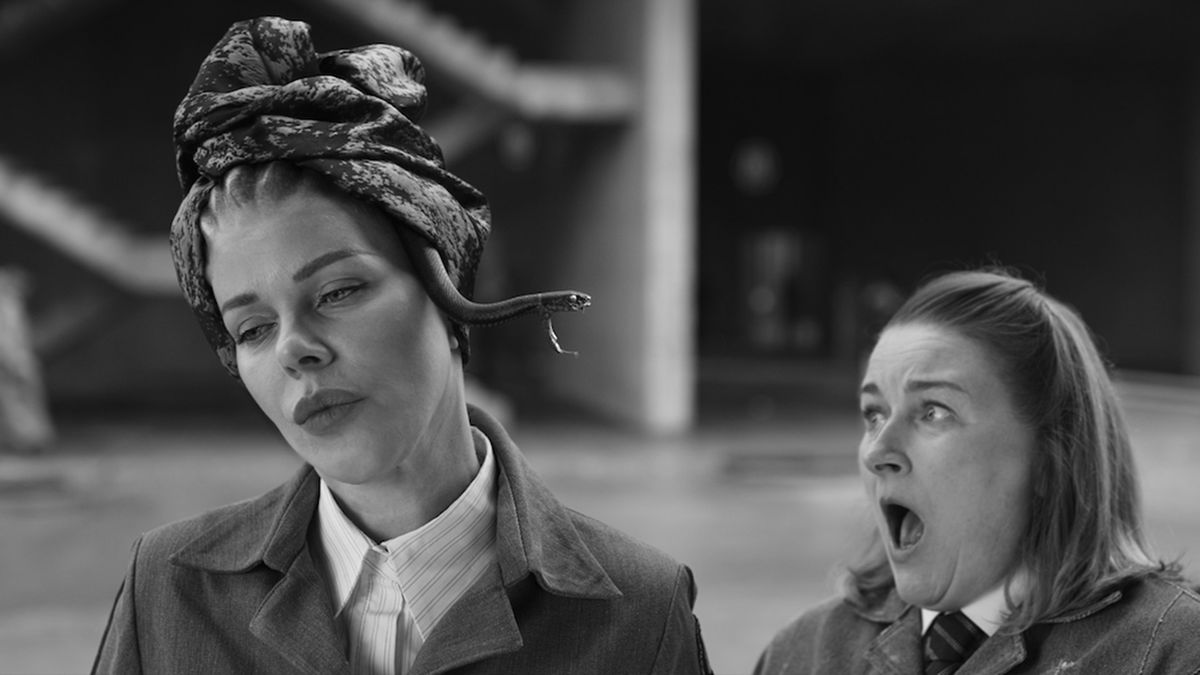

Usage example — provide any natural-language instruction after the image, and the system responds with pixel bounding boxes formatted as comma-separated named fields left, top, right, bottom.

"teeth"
left=882, top=502, right=924, bottom=550
left=898, top=510, right=924, bottom=549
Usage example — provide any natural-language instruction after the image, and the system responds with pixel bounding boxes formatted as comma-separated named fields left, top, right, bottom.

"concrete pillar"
left=0, top=268, right=53, bottom=453
left=539, top=0, right=696, bottom=433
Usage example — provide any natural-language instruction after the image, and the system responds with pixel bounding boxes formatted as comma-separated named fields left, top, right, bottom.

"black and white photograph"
left=1, top=1, right=1199, bottom=673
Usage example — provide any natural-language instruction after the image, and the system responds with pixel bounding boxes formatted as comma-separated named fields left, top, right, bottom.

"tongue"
left=899, top=510, right=924, bottom=549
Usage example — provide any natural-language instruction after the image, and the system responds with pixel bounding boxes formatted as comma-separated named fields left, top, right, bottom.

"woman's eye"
left=317, top=284, right=362, bottom=307
left=235, top=323, right=272, bottom=345
left=861, top=406, right=886, bottom=430
left=921, top=404, right=952, bottom=423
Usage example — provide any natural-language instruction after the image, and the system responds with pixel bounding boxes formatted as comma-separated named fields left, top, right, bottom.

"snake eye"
left=569, top=294, right=578, bottom=303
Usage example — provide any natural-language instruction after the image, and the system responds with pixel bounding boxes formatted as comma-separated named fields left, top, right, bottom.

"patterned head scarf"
left=170, top=16, right=489, bottom=376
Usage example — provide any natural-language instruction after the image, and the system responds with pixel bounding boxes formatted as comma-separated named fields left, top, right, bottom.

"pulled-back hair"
left=199, top=161, right=335, bottom=233
left=841, top=267, right=1177, bottom=631
left=199, top=162, right=401, bottom=254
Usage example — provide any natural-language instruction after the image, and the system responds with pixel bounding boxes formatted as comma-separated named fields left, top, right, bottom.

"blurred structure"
left=0, top=0, right=695, bottom=432
left=4, top=0, right=1200, bottom=434
left=697, top=0, right=1200, bottom=421
left=0, top=268, right=53, bottom=454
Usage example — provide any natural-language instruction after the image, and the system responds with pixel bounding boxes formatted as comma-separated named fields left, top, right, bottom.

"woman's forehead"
left=203, top=187, right=404, bottom=287
left=863, top=324, right=1004, bottom=394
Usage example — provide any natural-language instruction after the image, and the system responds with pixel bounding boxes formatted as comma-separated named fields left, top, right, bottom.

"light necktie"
left=923, top=611, right=986, bottom=675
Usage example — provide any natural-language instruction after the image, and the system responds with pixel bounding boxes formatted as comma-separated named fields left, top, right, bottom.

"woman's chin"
left=892, top=572, right=948, bottom=610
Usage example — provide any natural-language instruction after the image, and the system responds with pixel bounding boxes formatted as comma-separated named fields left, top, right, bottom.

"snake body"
left=399, top=226, right=591, bottom=354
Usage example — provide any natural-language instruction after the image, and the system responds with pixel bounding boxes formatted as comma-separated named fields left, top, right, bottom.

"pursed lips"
left=291, top=388, right=364, bottom=426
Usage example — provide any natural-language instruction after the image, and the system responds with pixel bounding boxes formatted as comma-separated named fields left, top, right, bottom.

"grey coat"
left=755, top=577, right=1200, bottom=674
left=93, top=405, right=711, bottom=674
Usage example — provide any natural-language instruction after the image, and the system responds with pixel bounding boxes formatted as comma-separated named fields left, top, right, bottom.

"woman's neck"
left=325, top=404, right=479, bottom=542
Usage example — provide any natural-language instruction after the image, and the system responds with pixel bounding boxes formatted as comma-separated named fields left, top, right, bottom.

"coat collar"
left=849, top=585, right=1128, bottom=675
left=847, top=584, right=1126, bottom=628
left=167, top=466, right=349, bottom=675
left=1042, top=588, right=1124, bottom=623
left=169, top=404, right=622, bottom=604
left=469, top=404, right=622, bottom=600
left=169, top=464, right=318, bottom=573
left=850, top=593, right=1027, bottom=675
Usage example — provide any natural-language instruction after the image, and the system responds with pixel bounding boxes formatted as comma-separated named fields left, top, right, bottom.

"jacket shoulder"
left=1139, top=574, right=1200, bottom=609
left=761, top=594, right=850, bottom=653
left=1128, top=576, right=1200, bottom=652
left=1099, top=574, right=1200, bottom=627
left=565, top=508, right=688, bottom=594
left=559, top=510, right=710, bottom=674
left=1018, top=575, right=1200, bottom=673
left=133, top=469, right=307, bottom=569
left=135, top=497, right=251, bottom=560
left=755, top=595, right=883, bottom=675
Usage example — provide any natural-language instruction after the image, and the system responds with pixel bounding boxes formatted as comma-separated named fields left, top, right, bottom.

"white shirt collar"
left=311, top=427, right=497, bottom=631
left=920, top=582, right=1009, bottom=637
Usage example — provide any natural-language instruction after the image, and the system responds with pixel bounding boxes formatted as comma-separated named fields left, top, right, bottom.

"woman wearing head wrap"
left=93, top=17, right=711, bottom=675
left=753, top=268, right=1200, bottom=674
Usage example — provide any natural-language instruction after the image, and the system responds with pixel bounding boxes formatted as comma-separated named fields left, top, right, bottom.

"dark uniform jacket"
left=93, top=406, right=711, bottom=674
left=755, top=577, right=1200, bottom=674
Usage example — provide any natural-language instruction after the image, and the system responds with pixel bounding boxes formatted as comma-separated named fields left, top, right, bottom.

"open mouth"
left=883, top=501, right=925, bottom=551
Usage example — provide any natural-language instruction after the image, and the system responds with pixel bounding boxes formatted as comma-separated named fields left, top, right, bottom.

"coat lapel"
left=407, top=567, right=523, bottom=675
left=864, top=605, right=923, bottom=675
left=854, top=590, right=1035, bottom=675
left=250, top=553, right=350, bottom=675
left=398, top=406, right=622, bottom=672
left=957, top=589, right=1121, bottom=675
left=470, top=405, right=622, bottom=600
left=857, top=596, right=1029, bottom=675
left=172, top=466, right=350, bottom=675
left=862, top=608, right=1028, bottom=675
left=961, top=632, right=1026, bottom=675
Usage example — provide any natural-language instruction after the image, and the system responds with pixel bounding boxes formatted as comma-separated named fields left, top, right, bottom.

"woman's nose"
left=861, top=424, right=911, bottom=476
left=276, top=319, right=332, bottom=374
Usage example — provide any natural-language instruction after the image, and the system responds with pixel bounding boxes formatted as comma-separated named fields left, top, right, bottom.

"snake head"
left=547, top=291, right=592, bottom=313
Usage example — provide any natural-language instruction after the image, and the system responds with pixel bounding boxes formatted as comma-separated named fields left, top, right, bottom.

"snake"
left=398, top=226, right=592, bottom=355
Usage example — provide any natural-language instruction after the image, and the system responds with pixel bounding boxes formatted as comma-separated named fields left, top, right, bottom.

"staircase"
left=317, top=0, right=636, bottom=122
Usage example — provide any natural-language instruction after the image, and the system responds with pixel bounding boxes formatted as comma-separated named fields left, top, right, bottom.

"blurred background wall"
left=3, top=0, right=1200, bottom=433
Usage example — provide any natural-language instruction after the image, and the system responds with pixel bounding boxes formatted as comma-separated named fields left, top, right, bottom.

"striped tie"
left=923, top=611, right=985, bottom=675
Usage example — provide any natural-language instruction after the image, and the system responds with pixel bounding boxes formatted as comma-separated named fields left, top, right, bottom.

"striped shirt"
left=309, top=428, right=498, bottom=675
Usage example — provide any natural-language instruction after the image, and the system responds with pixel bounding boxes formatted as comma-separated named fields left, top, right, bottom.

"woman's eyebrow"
left=220, top=292, right=258, bottom=316
left=905, top=378, right=969, bottom=396
left=859, top=380, right=969, bottom=398
left=292, top=248, right=367, bottom=282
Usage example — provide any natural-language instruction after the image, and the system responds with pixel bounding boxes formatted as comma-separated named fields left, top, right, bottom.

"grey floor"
left=2, top=379, right=1198, bottom=675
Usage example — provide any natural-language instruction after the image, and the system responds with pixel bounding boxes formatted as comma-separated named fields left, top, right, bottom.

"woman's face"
left=858, top=323, right=1035, bottom=611
left=205, top=185, right=462, bottom=486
